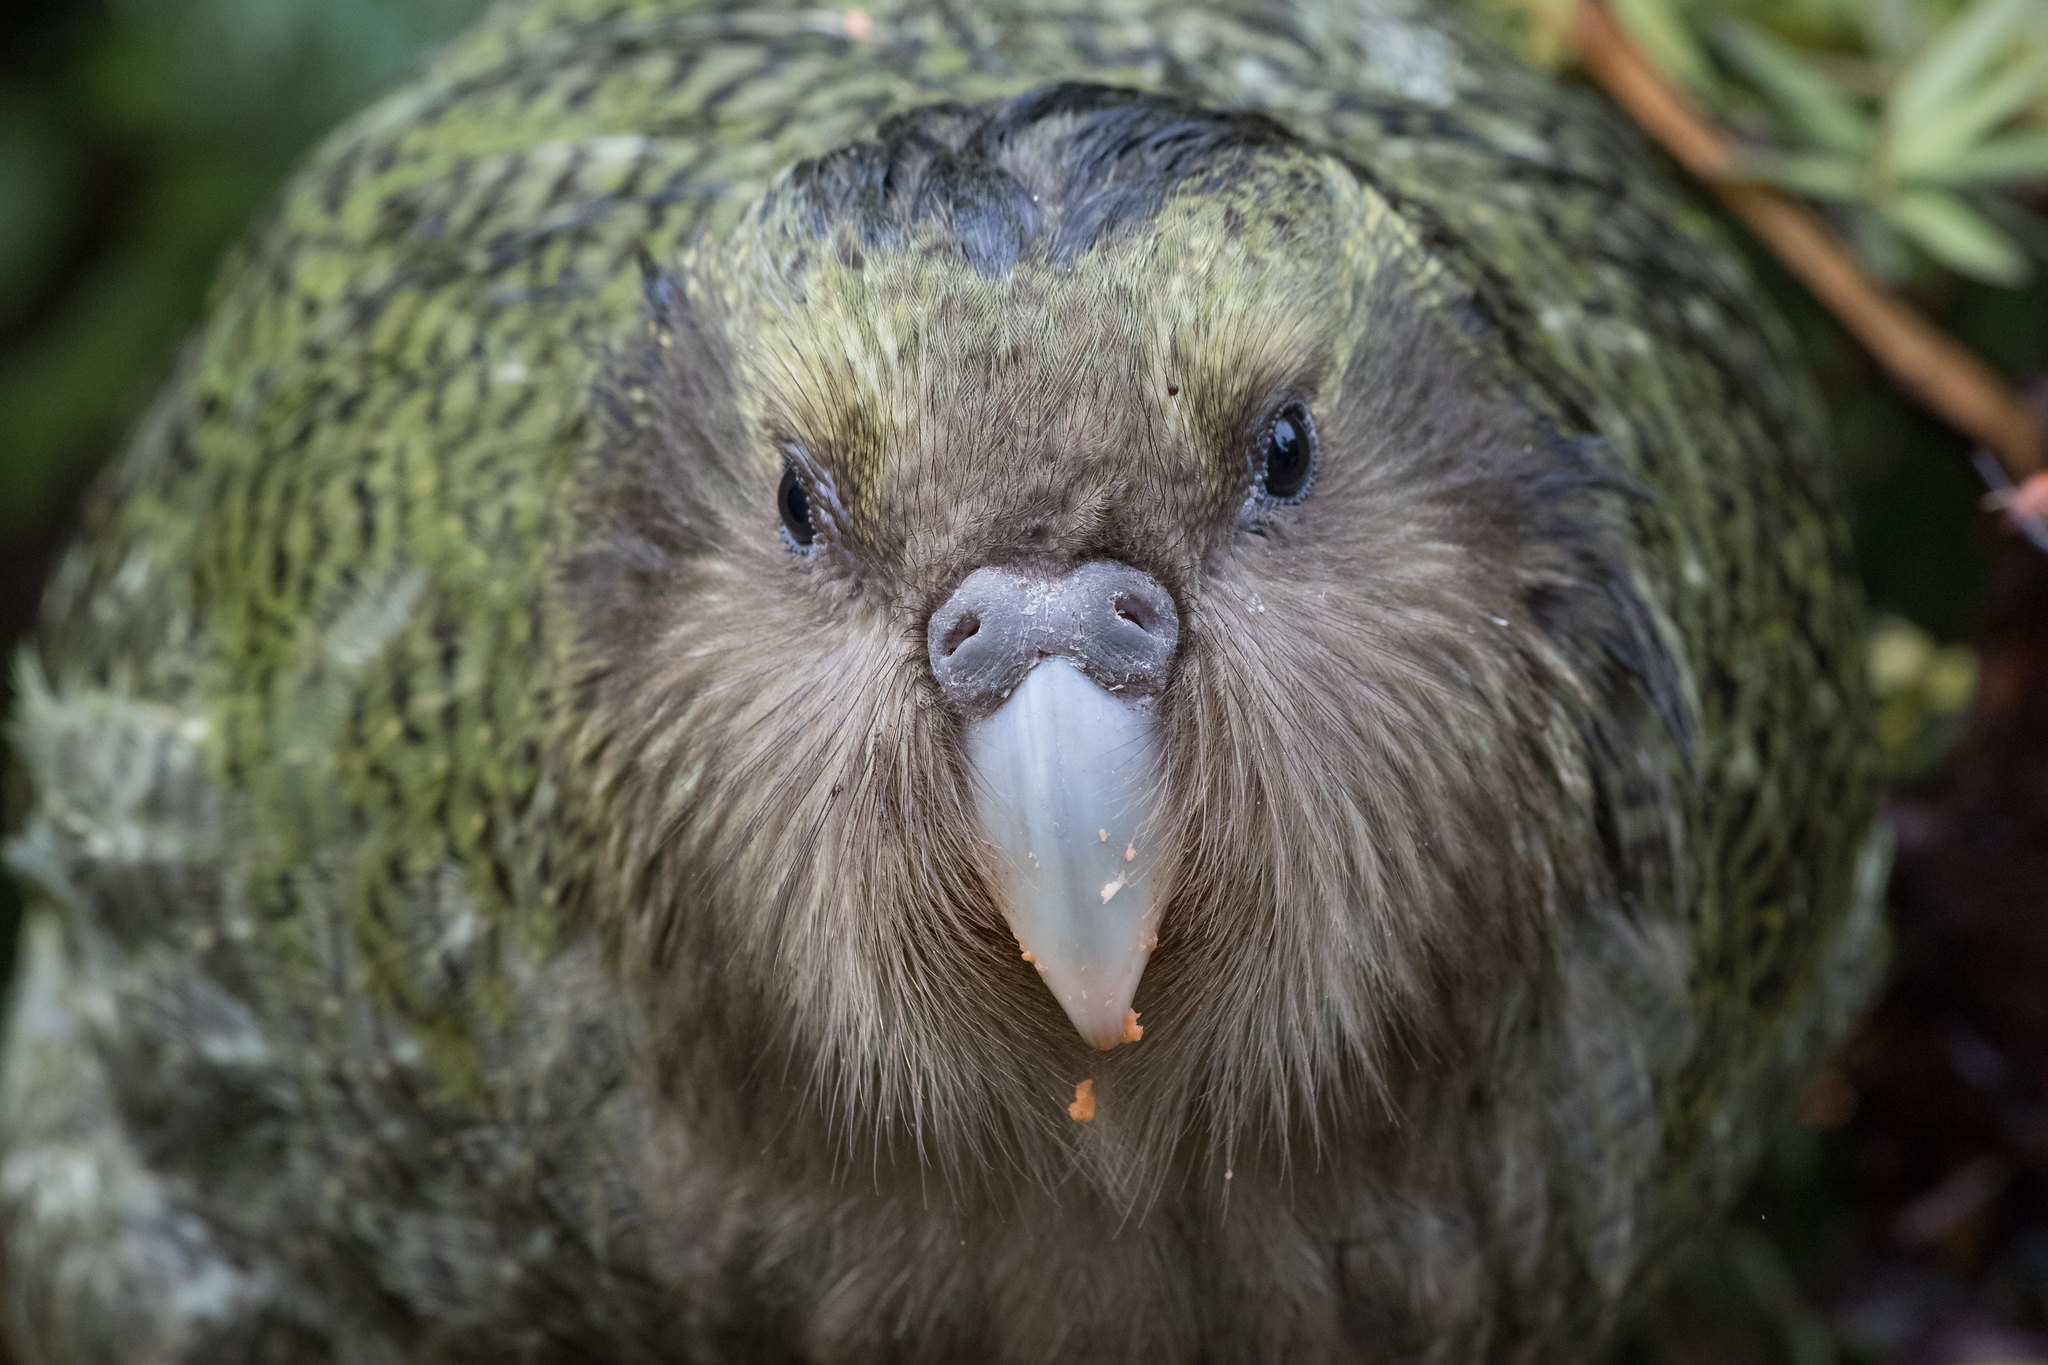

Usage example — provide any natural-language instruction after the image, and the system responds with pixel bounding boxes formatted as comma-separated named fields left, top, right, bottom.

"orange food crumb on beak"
left=1121, top=1009, right=1143, bottom=1044
left=1068, top=1079, right=1096, bottom=1122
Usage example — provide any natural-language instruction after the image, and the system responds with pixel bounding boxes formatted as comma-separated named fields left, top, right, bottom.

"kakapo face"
left=572, top=84, right=1662, bottom=1177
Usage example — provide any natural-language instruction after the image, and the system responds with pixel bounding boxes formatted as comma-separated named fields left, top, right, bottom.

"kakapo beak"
left=967, top=658, right=1163, bottom=1050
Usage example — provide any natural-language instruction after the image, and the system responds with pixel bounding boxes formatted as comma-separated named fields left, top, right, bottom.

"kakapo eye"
left=779, top=460, right=816, bottom=551
left=1258, top=402, right=1317, bottom=502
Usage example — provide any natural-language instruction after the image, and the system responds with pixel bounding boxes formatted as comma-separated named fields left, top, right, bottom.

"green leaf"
left=1894, top=48, right=2048, bottom=175
left=1737, top=149, right=1869, bottom=199
left=1611, top=0, right=1719, bottom=94
left=1890, top=0, right=2043, bottom=133
left=1860, top=0, right=1934, bottom=63
left=1847, top=205, right=1918, bottom=280
left=1881, top=187, right=2032, bottom=283
left=1713, top=19, right=1873, bottom=153
left=1932, top=128, right=2048, bottom=183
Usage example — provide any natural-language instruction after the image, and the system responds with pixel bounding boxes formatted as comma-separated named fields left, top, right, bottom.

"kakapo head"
left=570, top=83, right=1674, bottom=1188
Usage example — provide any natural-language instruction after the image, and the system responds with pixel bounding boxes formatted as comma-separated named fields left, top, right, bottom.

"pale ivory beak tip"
left=967, top=659, right=1162, bottom=1050
left=1078, top=1007, right=1147, bottom=1052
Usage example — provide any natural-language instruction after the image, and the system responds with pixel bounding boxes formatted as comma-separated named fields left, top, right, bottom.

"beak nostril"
left=931, top=564, right=1176, bottom=709
left=940, top=611, right=982, bottom=660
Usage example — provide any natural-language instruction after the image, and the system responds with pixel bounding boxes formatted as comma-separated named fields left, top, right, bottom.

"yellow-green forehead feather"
left=689, top=149, right=1385, bottom=508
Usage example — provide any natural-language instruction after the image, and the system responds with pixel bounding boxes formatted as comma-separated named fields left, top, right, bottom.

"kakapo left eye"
left=778, top=460, right=816, bottom=551
left=1258, top=402, right=1318, bottom=503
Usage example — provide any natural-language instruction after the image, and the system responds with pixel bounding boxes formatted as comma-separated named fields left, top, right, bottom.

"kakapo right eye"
left=778, top=461, right=816, bottom=551
left=1258, top=402, right=1317, bottom=502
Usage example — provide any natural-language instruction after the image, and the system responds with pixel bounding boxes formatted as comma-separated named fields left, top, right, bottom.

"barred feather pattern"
left=2, top=1, right=1882, bottom=1362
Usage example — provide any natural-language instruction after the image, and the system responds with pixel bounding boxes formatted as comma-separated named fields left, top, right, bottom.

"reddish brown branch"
left=1570, top=0, right=2046, bottom=480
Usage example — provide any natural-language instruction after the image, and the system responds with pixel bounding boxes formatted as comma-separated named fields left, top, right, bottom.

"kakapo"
left=0, top=1, right=1887, bottom=1362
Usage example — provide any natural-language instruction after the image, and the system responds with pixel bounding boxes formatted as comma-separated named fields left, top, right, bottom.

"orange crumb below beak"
left=1068, top=1079, right=1096, bottom=1122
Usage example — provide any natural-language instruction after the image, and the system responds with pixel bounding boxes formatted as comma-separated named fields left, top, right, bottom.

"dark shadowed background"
left=0, top=1, right=2041, bottom=1362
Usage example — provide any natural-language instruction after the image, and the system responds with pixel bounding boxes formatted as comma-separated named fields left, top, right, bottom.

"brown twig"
left=1570, top=0, right=2046, bottom=481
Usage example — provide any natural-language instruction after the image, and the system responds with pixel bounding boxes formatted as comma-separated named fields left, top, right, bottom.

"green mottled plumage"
left=2, top=1, right=1882, bottom=1362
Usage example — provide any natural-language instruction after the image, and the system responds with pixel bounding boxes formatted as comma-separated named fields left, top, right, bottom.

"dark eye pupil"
left=779, top=465, right=815, bottom=547
left=1263, top=406, right=1314, bottom=500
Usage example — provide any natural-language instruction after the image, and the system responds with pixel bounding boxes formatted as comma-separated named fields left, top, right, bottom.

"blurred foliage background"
left=0, top=0, right=491, bottom=537
left=0, top=0, right=2045, bottom=1362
